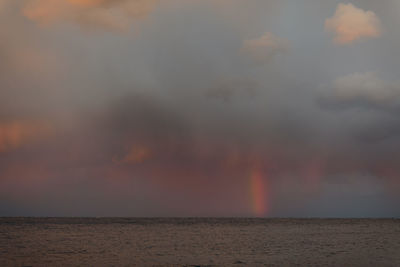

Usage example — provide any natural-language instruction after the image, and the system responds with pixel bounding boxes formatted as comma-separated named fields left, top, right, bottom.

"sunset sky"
left=1, top=0, right=399, bottom=217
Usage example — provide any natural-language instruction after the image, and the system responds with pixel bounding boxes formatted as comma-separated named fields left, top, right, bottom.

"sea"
left=1, top=218, right=399, bottom=266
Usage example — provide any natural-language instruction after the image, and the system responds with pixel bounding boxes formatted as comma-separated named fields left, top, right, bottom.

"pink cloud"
left=325, top=3, right=381, bottom=45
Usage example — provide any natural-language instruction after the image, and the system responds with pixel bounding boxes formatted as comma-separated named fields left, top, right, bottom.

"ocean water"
left=0, top=218, right=399, bottom=266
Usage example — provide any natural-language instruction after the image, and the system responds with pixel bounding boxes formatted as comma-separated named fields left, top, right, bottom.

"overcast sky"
left=0, top=0, right=399, bottom=217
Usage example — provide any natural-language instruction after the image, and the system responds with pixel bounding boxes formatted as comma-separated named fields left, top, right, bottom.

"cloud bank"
left=319, top=72, right=400, bottom=111
left=21, top=0, right=159, bottom=31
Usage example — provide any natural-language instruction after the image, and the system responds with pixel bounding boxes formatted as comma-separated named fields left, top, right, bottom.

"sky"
left=0, top=0, right=399, bottom=217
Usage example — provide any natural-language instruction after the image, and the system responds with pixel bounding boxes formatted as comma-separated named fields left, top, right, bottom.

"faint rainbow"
left=249, top=168, right=268, bottom=217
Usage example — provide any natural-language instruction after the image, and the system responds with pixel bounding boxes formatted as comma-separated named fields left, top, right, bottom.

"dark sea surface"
left=0, top=218, right=399, bottom=266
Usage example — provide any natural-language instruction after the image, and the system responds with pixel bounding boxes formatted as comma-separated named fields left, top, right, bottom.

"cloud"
left=318, top=72, right=400, bottom=111
left=1, top=0, right=400, bottom=216
left=21, top=0, right=159, bottom=31
left=205, top=78, right=258, bottom=102
left=242, top=32, right=288, bottom=64
left=0, top=1, right=5, bottom=12
left=117, top=145, right=153, bottom=164
left=0, top=121, right=52, bottom=152
left=325, top=3, right=381, bottom=45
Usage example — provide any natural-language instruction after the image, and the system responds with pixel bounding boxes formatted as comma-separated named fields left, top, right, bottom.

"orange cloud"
left=325, top=3, right=381, bottom=45
left=22, top=0, right=159, bottom=31
left=67, top=0, right=105, bottom=7
left=0, top=121, right=52, bottom=152
left=120, top=145, right=152, bottom=164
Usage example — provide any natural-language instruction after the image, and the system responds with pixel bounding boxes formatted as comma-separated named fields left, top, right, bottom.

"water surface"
left=1, top=218, right=399, bottom=266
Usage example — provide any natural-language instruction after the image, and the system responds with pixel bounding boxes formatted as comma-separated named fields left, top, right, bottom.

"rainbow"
left=249, top=168, right=268, bottom=217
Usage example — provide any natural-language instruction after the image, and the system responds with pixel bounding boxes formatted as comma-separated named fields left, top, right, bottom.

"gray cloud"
left=242, top=32, right=289, bottom=64
left=318, top=72, right=400, bottom=112
left=205, top=78, right=258, bottom=102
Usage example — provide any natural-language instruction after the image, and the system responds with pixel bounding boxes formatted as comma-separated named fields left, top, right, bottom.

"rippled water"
left=1, top=218, right=399, bottom=266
